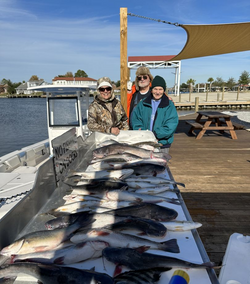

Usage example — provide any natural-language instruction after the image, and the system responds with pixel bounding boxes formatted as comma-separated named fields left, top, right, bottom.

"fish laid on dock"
left=126, top=175, right=185, bottom=188
left=114, top=267, right=171, bottom=283
left=12, top=241, right=108, bottom=265
left=92, top=144, right=171, bottom=161
left=46, top=212, right=167, bottom=237
left=0, top=221, right=85, bottom=256
left=0, top=262, right=114, bottom=284
left=91, top=158, right=167, bottom=171
left=106, top=203, right=178, bottom=222
left=105, top=190, right=181, bottom=205
left=70, top=228, right=179, bottom=253
left=102, top=247, right=215, bottom=272
left=65, top=168, right=134, bottom=182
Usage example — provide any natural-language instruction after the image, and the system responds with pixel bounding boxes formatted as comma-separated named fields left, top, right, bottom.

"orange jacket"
left=127, top=84, right=137, bottom=118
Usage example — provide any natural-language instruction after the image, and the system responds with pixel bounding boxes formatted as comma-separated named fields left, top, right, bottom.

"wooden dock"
left=169, top=113, right=250, bottom=276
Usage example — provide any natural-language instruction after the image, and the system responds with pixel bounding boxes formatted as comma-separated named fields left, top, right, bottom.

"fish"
left=131, top=186, right=177, bottom=195
left=162, top=221, right=202, bottom=231
left=106, top=203, right=178, bottom=222
left=126, top=181, right=171, bottom=189
left=45, top=212, right=94, bottom=230
left=105, top=190, right=181, bottom=205
left=114, top=267, right=171, bottom=282
left=91, top=158, right=167, bottom=171
left=12, top=241, right=109, bottom=265
left=64, top=169, right=134, bottom=186
left=127, top=164, right=166, bottom=176
left=92, top=144, right=171, bottom=161
left=90, top=153, right=141, bottom=164
left=46, top=212, right=126, bottom=230
left=70, top=228, right=179, bottom=253
left=104, top=217, right=167, bottom=237
left=0, top=262, right=114, bottom=284
left=45, top=212, right=166, bottom=238
left=68, top=169, right=134, bottom=180
left=125, top=175, right=185, bottom=188
left=0, top=221, right=85, bottom=256
left=102, top=247, right=215, bottom=271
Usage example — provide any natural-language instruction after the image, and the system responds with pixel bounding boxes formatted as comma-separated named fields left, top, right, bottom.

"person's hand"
left=111, top=127, right=120, bottom=136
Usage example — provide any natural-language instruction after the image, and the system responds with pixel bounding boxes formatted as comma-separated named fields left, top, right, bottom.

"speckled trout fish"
left=0, top=262, right=114, bottom=284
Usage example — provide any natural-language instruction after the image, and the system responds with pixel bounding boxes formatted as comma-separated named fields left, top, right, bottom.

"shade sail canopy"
left=171, top=22, right=250, bottom=61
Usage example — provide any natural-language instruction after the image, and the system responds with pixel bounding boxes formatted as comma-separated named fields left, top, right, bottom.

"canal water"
left=0, top=98, right=249, bottom=157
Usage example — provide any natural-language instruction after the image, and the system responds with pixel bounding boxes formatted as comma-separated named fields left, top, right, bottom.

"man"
left=131, top=75, right=178, bottom=153
left=127, top=66, right=153, bottom=128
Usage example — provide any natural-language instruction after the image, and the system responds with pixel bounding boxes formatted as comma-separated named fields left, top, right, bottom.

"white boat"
left=0, top=85, right=94, bottom=219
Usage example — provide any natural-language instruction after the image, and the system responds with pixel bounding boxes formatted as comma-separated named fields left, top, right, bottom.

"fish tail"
left=160, top=238, right=180, bottom=253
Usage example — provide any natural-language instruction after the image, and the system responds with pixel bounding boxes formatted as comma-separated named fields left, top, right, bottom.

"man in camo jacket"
left=87, top=76, right=129, bottom=135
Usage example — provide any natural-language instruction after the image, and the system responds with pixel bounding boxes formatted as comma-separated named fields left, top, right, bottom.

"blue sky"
left=0, top=0, right=250, bottom=87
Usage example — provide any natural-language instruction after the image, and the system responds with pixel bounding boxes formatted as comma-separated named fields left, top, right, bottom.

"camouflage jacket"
left=87, top=94, right=129, bottom=133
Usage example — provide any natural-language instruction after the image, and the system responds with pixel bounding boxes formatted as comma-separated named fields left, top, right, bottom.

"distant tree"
left=186, top=78, right=196, bottom=92
left=115, top=80, right=120, bottom=88
left=29, top=75, right=39, bottom=81
left=74, top=69, right=88, bottom=77
left=226, top=77, right=236, bottom=90
left=1, top=78, right=9, bottom=85
left=213, top=77, right=225, bottom=87
left=2, top=79, right=21, bottom=94
left=65, top=72, right=73, bottom=77
left=207, top=77, right=214, bottom=92
left=238, top=71, right=250, bottom=88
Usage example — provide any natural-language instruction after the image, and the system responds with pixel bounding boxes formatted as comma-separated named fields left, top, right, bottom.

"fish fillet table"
left=0, top=131, right=219, bottom=283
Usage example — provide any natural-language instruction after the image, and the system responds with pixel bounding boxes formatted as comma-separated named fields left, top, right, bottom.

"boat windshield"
left=48, top=97, right=80, bottom=127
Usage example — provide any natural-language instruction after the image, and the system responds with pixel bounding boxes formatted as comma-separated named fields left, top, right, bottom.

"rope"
left=127, top=13, right=181, bottom=26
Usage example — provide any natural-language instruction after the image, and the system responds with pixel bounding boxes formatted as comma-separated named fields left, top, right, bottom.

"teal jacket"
left=131, top=93, right=179, bottom=146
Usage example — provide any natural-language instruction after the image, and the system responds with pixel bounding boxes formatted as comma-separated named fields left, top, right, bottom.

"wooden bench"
left=232, top=122, right=245, bottom=130
left=186, top=120, right=204, bottom=135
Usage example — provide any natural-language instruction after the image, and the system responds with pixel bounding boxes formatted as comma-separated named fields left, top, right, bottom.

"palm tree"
left=187, top=78, right=196, bottom=92
left=207, top=77, right=214, bottom=92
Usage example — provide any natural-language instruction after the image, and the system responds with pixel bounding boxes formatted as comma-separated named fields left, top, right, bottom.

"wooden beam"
left=120, top=7, right=128, bottom=112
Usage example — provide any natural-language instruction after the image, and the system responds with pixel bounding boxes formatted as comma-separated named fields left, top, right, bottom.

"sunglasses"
left=99, top=87, right=112, bottom=92
left=137, top=75, right=148, bottom=81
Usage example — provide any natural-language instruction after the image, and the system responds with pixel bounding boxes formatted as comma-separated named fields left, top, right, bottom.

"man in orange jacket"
left=127, top=66, right=153, bottom=128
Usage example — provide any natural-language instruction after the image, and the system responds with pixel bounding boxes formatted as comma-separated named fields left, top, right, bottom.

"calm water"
left=0, top=98, right=48, bottom=157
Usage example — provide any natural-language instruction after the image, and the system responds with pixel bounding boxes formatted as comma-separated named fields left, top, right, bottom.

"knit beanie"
left=151, top=75, right=166, bottom=91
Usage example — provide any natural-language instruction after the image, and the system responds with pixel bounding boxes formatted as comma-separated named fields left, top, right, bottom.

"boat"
left=0, top=85, right=219, bottom=283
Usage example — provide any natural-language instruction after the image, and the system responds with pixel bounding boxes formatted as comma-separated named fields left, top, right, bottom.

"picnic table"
left=186, top=111, right=238, bottom=139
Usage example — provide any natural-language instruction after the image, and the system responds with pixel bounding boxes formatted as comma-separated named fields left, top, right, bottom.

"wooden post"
left=179, top=93, right=181, bottom=103
left=222, top=87, right=224, bottom=101
left=189, top=84, right=192, bottom=102
left=217, top=93, right=220, bottom=101
left=206, top=89, right=208, bottom=102
left=120, top=7, right=128, bottom=112
left=237, top=86, right=240, bottom=101
left=195, top=97, right=199, bottom=112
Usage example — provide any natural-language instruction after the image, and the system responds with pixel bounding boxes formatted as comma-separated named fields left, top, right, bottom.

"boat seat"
left=4, top=156, right=21, bottom=171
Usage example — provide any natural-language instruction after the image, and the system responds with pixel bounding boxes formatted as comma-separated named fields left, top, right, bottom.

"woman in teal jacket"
left=131, top=75, right=179, bottom=152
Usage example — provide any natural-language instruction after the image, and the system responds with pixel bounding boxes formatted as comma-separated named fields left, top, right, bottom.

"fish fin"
left=54, top=256, right=65, bottom=265
left=113, top=264, right=123, bottom=277
left=97, top=231, right=110, bottom=236
left=160, top=238, right=180, bottom=253
left=135, top=246, right=150, bottom=253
